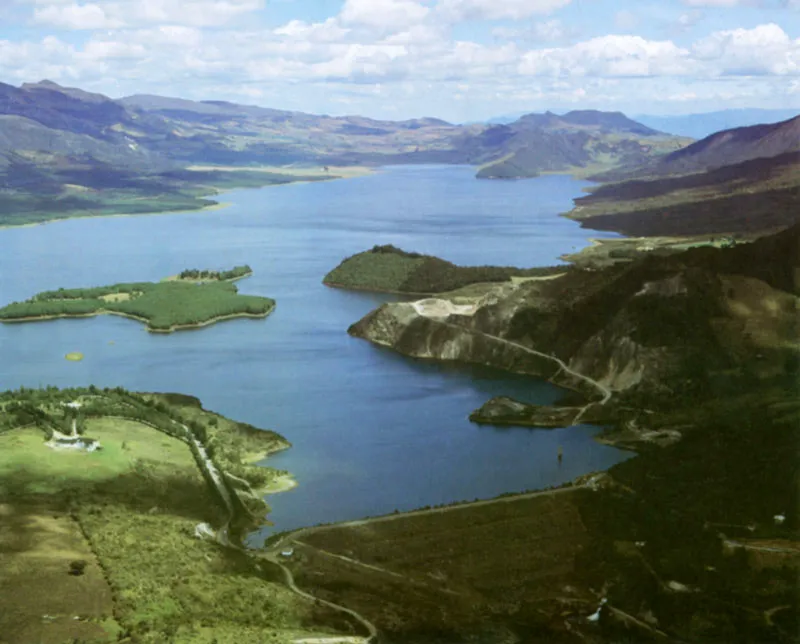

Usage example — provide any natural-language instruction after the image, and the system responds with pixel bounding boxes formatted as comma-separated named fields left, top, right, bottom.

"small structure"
left=48, top=436, right=101, bottom=452
left=63, top=401, right=82, bottom=410
left=194, top=523, right=216, bottom=541
left=586, top=598, right=607, bottom=623
left=774, top=514, right=786, bottom=526
left=280, top=548, right=294, bottom=558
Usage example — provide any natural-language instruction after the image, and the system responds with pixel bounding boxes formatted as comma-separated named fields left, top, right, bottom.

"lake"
left=0, top=165, right=630, bottom=538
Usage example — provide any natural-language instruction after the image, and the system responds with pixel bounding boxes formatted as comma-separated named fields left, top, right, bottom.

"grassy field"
left=0, top=419, right=194, bottom=496
left=0, top=390, right=355, bottom=643
left=0, top=277, right=275, bottom=333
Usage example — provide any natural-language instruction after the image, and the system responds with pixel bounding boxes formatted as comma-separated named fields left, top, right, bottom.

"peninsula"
left=0, top=385, right=364, bottom=644
left=0, top=269, right=275, bottom=333
left=324, top=244, right=565, bottom=295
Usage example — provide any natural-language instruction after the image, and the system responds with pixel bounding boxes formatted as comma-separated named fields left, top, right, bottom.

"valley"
left=0, top=73, right=797, bottom=644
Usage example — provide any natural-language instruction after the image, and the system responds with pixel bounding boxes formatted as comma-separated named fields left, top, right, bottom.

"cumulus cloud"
left=437, top=0, right=573, bottom=21
left=30, top=0, right=263, bottom=29
left=33, top=3, right=123, bottom=29
left=693, top=23, right=799, bottom=75
left=340, top=0, right=430, bottom=30
left=519, top=35, right=695, bottom=77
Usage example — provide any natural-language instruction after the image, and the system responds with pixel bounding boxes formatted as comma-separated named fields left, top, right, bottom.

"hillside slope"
left=349, top=224, right=799, bottom=398
left=598, top=115, right=800, bottom=182
left=566, top=151, right=800, bottom=236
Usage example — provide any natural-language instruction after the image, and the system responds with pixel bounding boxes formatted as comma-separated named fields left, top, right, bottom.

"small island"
left=0, top=267, right=274, bottom=333
left=165, top=264, right=253, bottom=283
left=324, top=244, right=565, bottom=294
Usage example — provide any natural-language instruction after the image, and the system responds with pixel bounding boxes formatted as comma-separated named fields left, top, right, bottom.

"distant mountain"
left=0, top=79, right=692, bottom=225
left=634, top=109, right=800, bottom=139
left=475, top=110, right=687, bottom=180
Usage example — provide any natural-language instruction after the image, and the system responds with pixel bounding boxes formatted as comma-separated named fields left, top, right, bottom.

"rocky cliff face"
left=348, top=225, right=800, bottom=405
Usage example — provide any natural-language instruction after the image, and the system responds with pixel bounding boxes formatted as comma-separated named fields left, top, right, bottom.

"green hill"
left=324, top=244, right=564, bottom=294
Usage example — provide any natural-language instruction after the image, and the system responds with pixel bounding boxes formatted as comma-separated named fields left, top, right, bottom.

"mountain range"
left=3, top=79, right=798, bottom=235
left=0, top=79, right=696, bottom=226
left=487, top=108, right=799, bottom=139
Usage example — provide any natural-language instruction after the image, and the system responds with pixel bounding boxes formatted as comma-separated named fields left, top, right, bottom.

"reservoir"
left=0, top=165, right=630, bottom=536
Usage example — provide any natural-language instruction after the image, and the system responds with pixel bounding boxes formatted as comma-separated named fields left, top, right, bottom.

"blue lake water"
left=0, top=165, right=630, bottom=537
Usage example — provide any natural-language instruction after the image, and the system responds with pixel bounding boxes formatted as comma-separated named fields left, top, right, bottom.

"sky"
left=0, top=0, right=799, bottom=122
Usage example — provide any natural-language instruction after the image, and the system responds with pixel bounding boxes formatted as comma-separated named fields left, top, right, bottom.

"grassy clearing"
left=0, top=419, right=195, bottom=496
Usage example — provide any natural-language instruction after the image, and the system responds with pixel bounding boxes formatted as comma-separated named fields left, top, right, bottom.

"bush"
left=68, top=560, right=87, bottom=576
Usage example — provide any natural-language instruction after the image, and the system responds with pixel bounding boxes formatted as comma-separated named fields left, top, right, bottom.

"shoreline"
left=262, top=473, right=299, bottom=495
left=0, top=165, right=373, bottom=232
left=0, top=199, right=233, bottom=232
left=0, top=304, right=275, bottom=334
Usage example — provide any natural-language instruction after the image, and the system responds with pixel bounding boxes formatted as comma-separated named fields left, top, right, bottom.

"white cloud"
left=6, top=0, right=800, bottom=121
left=693, top=23, right=800, bottom=75
left=30, top=0, right=263, bottom=29
left=33, top=3, right=122, bottom=29
left=519, top=35, right=695, bottom=77
left=437, top=0, right=573, bottom=21
left=340, top=0, right=430, bottom=30
left=274, top=18, right=350, bottom=43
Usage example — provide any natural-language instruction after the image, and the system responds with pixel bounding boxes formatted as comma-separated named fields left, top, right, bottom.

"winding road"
left=259, top=549, right=378, bottom=643
left=426, top=314, right=613, bottom=424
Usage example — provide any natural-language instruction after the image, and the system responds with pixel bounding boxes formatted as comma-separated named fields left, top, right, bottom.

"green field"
left=0, top=419, right=194, bottom=496
left=0, top=275, right=275, bottom=332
